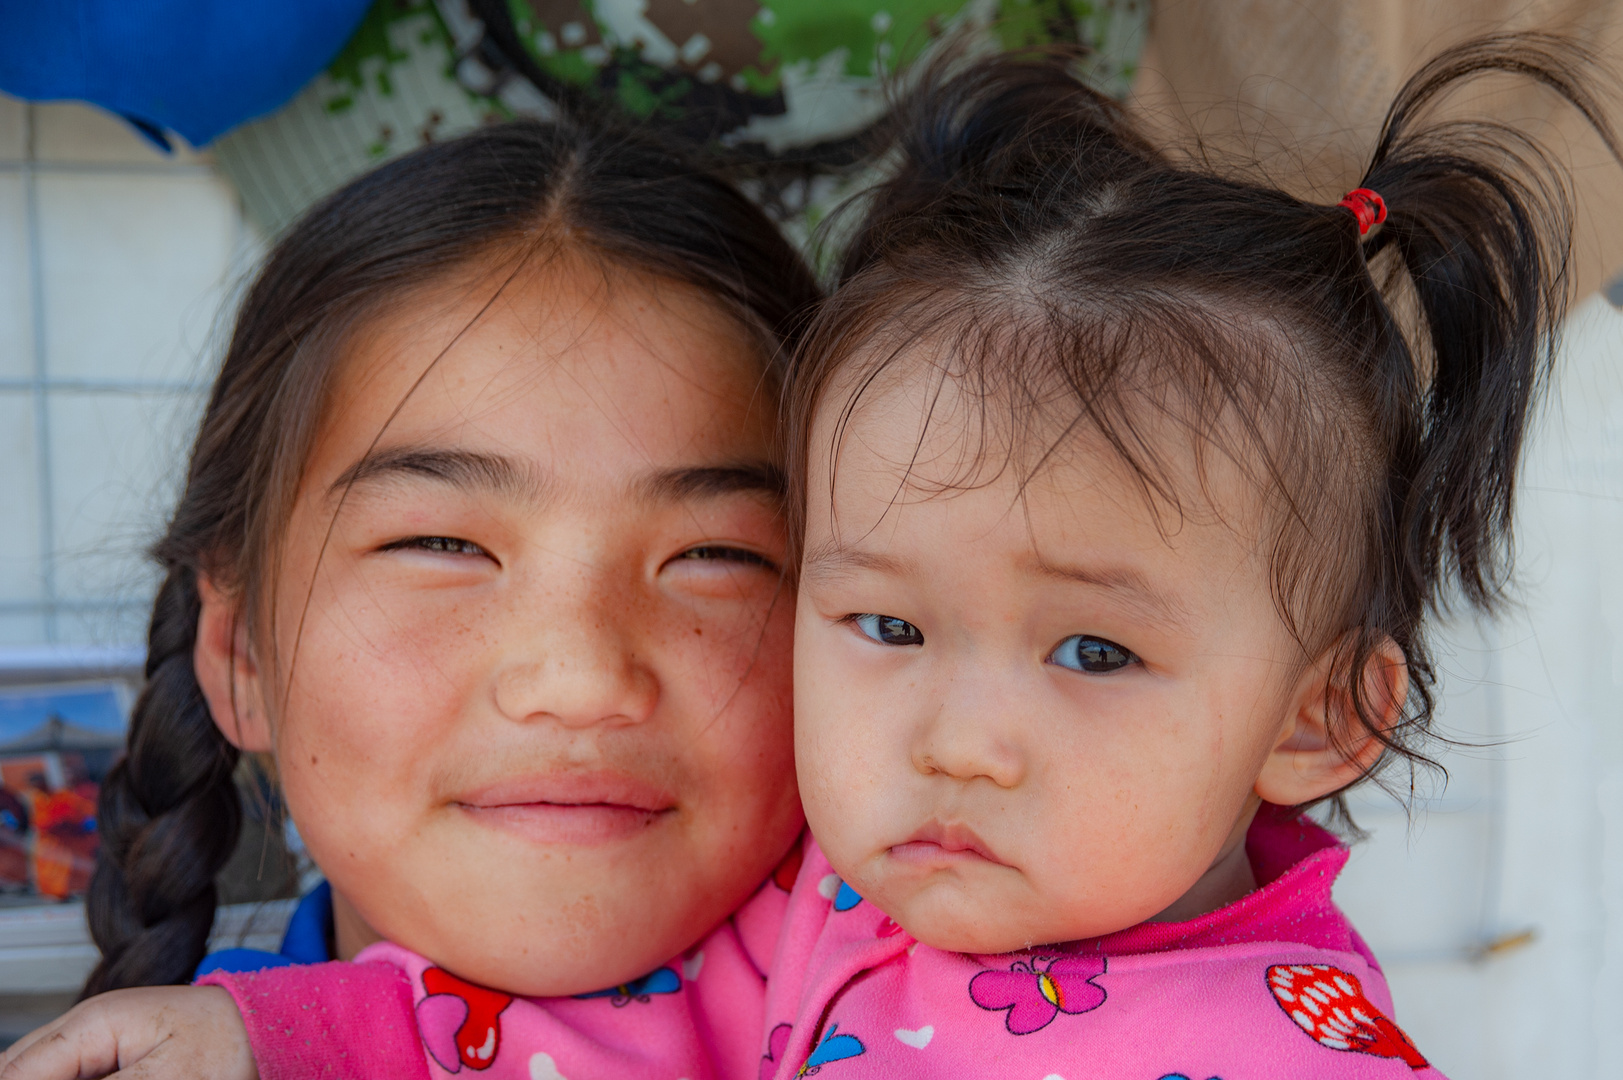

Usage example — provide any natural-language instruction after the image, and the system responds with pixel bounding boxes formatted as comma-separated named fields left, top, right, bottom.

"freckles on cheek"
left=679, top=603, right=793, bottom=714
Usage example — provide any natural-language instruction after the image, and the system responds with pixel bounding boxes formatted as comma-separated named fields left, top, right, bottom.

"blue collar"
left=194, top=881, right=332, bottom=978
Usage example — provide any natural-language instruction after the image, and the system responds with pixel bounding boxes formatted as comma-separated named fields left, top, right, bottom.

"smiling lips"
left=888, top=822, right=1005, bottom=867
left=456, top=772, right=675, bottom=844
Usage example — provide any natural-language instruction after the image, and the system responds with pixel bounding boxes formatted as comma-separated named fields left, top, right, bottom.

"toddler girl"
left=9, top=33, right=1615, bottom=1080
left=762, top=35, right=1614, bottom=1079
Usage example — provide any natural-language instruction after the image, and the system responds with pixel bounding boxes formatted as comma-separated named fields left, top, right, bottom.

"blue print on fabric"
left=574, top=966, right=682, bottom=1006
left=800, top=1023, right=865, bottom=1075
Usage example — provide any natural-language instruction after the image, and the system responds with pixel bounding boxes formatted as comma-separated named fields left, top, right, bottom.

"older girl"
left=4, top=118, right=817, bottom=1079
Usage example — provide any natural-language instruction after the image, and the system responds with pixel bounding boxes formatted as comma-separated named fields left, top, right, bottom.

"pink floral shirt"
left=200, top=810, right=1445, bottom=1080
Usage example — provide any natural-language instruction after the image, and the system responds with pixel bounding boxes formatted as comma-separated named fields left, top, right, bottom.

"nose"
left=493, top=585, right=659, bottom=729
left=910, top=678, right=1026, bottom=789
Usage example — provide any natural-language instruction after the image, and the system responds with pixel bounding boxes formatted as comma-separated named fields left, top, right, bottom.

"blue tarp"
left=0, top=0, right=372, bottom=148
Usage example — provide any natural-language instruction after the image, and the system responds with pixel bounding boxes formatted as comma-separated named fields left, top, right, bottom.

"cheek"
left=791, top=621, right=894, bottom=835
left=1034, top=683, right=1263, bottom=874
left=663, top=587, right=798, bottom=806
left=271, top=588, right=480, bottom=839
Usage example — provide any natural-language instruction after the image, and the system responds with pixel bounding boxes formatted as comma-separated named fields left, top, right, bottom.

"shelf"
left=0, top=898, right=297, bottom=993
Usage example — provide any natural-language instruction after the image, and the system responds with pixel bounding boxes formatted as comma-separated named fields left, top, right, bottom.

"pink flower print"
left=969, top=954, right=1107, bottom=1035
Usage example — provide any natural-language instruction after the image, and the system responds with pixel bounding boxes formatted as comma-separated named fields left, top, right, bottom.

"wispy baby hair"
left=787, top=35, right=1619, bottom=806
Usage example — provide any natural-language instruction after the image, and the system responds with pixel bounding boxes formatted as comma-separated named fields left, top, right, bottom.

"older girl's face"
left=217, top=255, right=800, bottom=995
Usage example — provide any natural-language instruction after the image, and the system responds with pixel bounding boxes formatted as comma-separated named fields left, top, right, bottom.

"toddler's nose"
left=911, top=699, right=1026, bottom=789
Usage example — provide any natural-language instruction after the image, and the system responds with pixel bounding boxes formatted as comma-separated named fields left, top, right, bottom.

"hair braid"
left=82, top=567, right=241, bottom=995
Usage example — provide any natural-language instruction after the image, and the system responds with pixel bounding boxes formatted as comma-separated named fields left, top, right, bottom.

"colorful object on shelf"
left=0, top=680, right=128, bottom=901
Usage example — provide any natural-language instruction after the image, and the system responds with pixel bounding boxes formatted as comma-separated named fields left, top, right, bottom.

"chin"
left=886, top=891, right=1041, bottom=955
left=442, top=934, right=677, bottom=999
left=907, top=918, right=1035, bottom=955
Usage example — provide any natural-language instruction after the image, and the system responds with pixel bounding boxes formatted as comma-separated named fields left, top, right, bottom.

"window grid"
left=0, top=101, right=234, bottom=648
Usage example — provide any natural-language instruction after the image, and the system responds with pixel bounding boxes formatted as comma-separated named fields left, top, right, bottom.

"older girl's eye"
left=1048, top=635, right=1136, bottom=673
left=386, top=536, right=489, bottom=557
left=851, top=613, right=923, bottom=646
left=674, top=545, right=776, bottom=570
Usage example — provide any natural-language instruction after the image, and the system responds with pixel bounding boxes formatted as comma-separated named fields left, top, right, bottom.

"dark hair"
left=84, top=120, right=820, bottom=996
left=788, top=35, right=1618, bottom=808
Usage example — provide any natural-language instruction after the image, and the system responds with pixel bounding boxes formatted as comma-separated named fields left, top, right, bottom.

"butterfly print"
left=573, top=966, right=682, bottom=1006
left=969, top=954, right=1108, bottom=1035
left=800, top=1023, right=865, bottom=1075
left=1266, top=964, right=1428, bottom=1070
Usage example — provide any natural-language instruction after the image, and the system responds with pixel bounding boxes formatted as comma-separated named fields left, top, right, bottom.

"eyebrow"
left=330, top=448, right=783, bottom=507
left=637, top=463, right=785, bottom=503
left=800, top=546, right=907, bottom=580
left=330, top=448, right=547, bottom=503
left=1029, top=556, right=1192, bottom=629
left=802, top=545, right=1191, bottom=629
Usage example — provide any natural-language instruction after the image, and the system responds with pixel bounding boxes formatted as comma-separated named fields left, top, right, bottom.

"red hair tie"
left=1338, top=188, right=1387, bottom=235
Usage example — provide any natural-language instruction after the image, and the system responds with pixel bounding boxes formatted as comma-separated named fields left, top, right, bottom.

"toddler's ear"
left=194, top=573, right=274, bottom=753
left=1254, top=636, right=1408, bottom=807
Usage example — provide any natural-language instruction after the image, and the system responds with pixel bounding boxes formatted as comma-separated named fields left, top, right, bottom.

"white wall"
left=1334, top=294, right=1623, bottom=1078
left=0, top=95, right=254, bottom=648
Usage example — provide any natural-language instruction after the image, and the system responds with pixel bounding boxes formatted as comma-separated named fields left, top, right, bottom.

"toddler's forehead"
left=810, top=348, right=1270, bottom=545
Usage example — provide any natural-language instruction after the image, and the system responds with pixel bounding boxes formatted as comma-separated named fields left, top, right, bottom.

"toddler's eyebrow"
left=804, top=546, right=1191, bottom=629
left=1030, top=556, right=1192, bottom=630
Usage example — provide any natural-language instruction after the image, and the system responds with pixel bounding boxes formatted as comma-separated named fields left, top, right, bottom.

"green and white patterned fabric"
left=214, top=0, right=1146, bottom=239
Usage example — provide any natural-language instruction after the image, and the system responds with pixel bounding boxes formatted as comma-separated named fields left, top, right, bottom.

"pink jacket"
left=201, top=812, right=1444, bottom=1080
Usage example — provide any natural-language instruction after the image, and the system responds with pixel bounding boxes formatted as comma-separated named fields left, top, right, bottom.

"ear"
left=193, top=573, right=274, bottom=753
left=1255, top=635, right=1408, bottom=806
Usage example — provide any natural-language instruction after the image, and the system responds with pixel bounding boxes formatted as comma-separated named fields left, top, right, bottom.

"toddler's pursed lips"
left=888, top=821, right=1008, bottom=867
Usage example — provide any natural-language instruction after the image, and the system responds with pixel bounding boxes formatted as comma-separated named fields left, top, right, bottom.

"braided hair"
left=83, top=119, right=820, bottom=995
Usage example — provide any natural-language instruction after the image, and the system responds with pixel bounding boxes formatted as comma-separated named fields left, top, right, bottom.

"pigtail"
left=82, top=566, right=242, bottom=995
left=1354, top=34, right=1621, bottom=612
left=838, top=47, right=1160, bottom=282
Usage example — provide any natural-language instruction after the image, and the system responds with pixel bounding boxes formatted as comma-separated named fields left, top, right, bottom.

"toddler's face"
left=795, top=361, right=1309, bottom=953
left=232, top=256, right=800, bottom=994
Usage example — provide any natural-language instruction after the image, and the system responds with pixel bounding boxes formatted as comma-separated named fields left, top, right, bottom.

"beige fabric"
left=1132, top=0, right=1623, bottom=300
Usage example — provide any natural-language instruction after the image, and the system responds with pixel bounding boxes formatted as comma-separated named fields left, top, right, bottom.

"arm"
left=196, top=961, right=428, bottom=1080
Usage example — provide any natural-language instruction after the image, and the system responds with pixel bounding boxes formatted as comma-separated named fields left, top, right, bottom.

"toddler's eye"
left=386, top=536, right=489, bottom=558
left=851, top=613, right=924, bottom=646
left=1048, top=635, right=1136, bottom=673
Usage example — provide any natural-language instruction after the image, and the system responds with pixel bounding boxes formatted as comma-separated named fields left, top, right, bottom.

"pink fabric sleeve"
left=197, top=961, right=429, bottom=1080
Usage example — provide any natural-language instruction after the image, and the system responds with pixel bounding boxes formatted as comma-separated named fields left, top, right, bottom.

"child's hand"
left=0, top=986, right=256, bottom=1080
